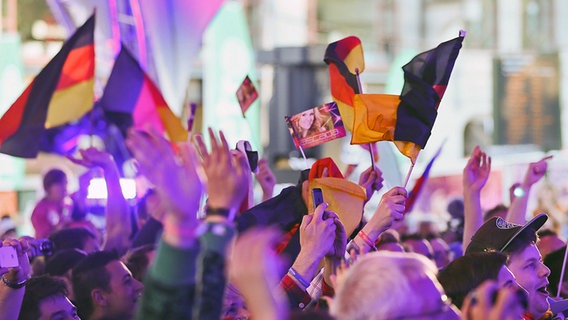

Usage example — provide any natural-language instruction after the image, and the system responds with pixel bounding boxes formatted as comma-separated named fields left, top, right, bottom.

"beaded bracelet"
left=288, top=267, right=310, bottom=288
left=358, top=230, right=377, bottom=251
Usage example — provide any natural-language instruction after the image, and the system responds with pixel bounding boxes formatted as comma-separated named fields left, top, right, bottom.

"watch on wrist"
left=205, top=207, right=231, bottom=218
left=2, top=275, right=27, bottom=289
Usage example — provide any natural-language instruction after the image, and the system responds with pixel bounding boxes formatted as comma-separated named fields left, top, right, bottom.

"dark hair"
left=19, top=275, right=69, bottom=320
left=400, top=233, right=426, bottom=242
left=72, top=250, right=118, bottom=319
left=45, top=249, right=87, bottom=276
left=484, top=204, right=508, bottom=221
left=538, top=229, right=558, bottom=238
left=376, top=231, right=400, bottom=245
left=49, top=227, right=97, bottom=253
left=124, top=244, right=156, bottom=282
left=438, top=252, right=507, bottom=308
left=43, top=169, right=67, bottom=191
left=544, top=245, right=567, bottom=297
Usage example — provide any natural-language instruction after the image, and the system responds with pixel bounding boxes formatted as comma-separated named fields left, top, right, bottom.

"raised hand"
left=288, top=202, right=338, bottom=289
left=194, top=128, right=249, bottom=219
left=364, top=187, right=407, bottom=240
left=1, top=238, right=30, bottom=286
left=67, top=147, right=115, bottom=170
left=358, top=165, right=384, bottom=202
left=324, top=211, right=347, bottom=259
left=521, top=155, right=552, bottom=190
left=255, top=158, right=276, bottom=201
left=463, top=146, right=491, bottom=192
left=126, top=129, right=204, bottom=226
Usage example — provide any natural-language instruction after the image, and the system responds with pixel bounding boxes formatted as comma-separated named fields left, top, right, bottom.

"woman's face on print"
left=298, top=109, right=315, bottom=130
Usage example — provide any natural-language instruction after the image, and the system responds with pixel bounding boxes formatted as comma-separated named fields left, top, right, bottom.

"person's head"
left=484, top=204, right=508, bottom=221
left=426, top=234, right=452, bottom=268
left=19, top=275, right=79, bottom=320
left=331, top=251, right=460, bottom=319
left=401, top=233, right=434, bottom=260
left=544, top=246, right=568, bottom=298
left=0, top=215, right=17, bottom=240
left=43, top=169, right=68, bottom=202
left=72, top=250, right=143, bottom=320
left=123, top=244, right=156, bottom=282
left=45, top=249, right=88, bottom=302
left=49, top=227, right=100, bottom=254
left=537, top=229, right=565, bottom=258
left=465, top=214, right=550, bottom=318
left=437, top=251, right=519, bottom=308
left=375, top=230, right=404, bottom=252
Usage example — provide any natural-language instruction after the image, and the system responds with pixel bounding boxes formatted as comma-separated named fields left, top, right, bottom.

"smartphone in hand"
left=312, top=188, right=329, bottom=219
left=0, top=246, right=18, bottom=268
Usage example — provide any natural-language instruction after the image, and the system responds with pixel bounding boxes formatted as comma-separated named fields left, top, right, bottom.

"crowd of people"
left=0, top=128, right=567, bottom=320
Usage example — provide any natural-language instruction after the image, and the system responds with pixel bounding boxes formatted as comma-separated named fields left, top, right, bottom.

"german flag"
left=99, top=46, right=187, bottom=142
left=324, top=36, right=364, bottom=131
left=351, top=33, right=464, bottom=163
left=0, top=15, right=95, bottom=158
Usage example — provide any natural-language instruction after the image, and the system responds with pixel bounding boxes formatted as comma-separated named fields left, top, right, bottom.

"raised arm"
left=192, top=129, right=249, bottom=320
left=462, top=146, right=491, bottom=252
left=1, top=238, right=31, bottom=320
left=351, top=186, right=407, bottom=254
left=255, top=158, right=276, bottom=202
left=127, top=129, right=204, bottom=319
left=68, top=148, right=131, bottom=252
left=507, top=156, right=551, bottom=224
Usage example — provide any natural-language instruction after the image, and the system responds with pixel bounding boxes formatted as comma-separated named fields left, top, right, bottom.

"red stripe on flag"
left=329, top=63, right=356, bottom=106
left=133, top=77, right=165, bottom=132
left=334, top=36, right=361, bottom=61
left=57, top=44, right=95, bottom=90
left=0, top=82, right=34, bottom=142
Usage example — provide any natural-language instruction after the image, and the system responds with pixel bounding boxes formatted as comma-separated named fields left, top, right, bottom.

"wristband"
left=288, top=267, right=310, bottom=288
left=358, top=230, right=377, bottom=251
left=1, top=275, right=26, bottom=289
left=205, top=207, right=231, bottom=217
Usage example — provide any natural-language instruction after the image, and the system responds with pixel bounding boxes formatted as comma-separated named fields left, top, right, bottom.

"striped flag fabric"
left=324, top=36, right=365, bottom=131
left=99, top=46, right=187, bottom=142
left=351, top=32, right=465, bottom=163
left=0, top=15, right=95, bottom=158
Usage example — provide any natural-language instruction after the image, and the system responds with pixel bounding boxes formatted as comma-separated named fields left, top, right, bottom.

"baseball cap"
left=465, top=214, right=548, bottom=255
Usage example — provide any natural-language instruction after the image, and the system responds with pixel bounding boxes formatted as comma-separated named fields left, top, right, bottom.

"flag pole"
left=403, top=159, right=417, bottom=188
left=557, top=246, right=568, bottom=298
left=355, top=68, right=377, bottom=171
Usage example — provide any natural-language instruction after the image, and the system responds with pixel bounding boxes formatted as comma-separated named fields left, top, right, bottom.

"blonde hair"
left=331, top=251, right=439, bottom=320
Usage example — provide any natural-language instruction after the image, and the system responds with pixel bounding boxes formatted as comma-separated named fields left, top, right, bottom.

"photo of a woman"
left=286, top=102, right=346, bottom=149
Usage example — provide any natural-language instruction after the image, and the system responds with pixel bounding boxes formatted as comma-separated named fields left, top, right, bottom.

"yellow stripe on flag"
left=344, top=44, right=365, bottom=75
left=45, top=79, right=94, bottom=128
left=157, top=107, right=188, bottom=142
left=351, top=93, right=399, bottom=144
left=334, top=100, right=355, bottom=132
left=393, top=141, right=421, bottom=164
left=351, top=93, right=421, bottom=163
